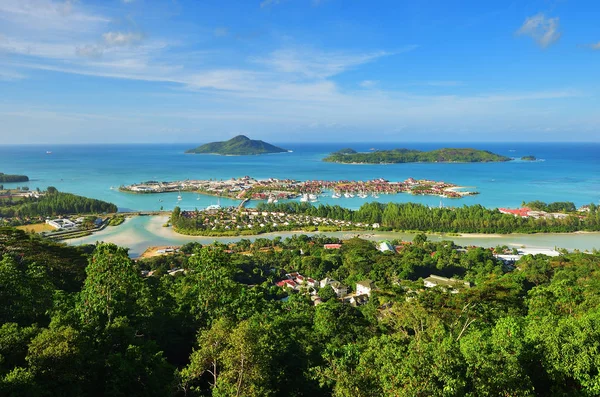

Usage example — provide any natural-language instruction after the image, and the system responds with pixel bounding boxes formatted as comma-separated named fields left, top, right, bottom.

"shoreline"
left=67, top=215, right=600, bottom=257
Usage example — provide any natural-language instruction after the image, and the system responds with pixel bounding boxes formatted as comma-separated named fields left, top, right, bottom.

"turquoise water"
left=0, top=142, right=599, bottom=211
left=69, top=216, right=600, bottom=257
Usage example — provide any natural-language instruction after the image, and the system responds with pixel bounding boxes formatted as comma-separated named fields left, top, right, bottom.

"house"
left=378, top=241, right=394, bottom=252
left=356, top=280, right=374, bottom=296
left=276, top=279, right=298, bottom=289
left=423, top=275, right=470, bottom=293
left=349, top=294, right=369, bottom=307
left=320, top=277, right=335, bottom=289
left=330, top=281, right=347, bottom=297
left=324, top=243, right=342, bottom=249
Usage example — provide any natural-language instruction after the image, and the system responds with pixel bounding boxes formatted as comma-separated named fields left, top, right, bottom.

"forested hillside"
left=1, top=227, right=600, bottom=396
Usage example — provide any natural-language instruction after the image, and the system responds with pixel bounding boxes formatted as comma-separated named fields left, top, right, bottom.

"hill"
left=0, top=172, right=29, bottom=183
left=323, top=147, right=511, bottom=163
left=185, top=135, right=288, bottom=155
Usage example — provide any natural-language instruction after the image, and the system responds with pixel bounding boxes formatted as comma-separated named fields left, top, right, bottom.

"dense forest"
left=256, top=201, right=600, bottom=233
left=0, top=173, right=29, bottom=183
left=1, top=226, right=600, bottom=396
left=0, top=188, right=117, bottom=219
left=323, top=148, right=511, bottom=164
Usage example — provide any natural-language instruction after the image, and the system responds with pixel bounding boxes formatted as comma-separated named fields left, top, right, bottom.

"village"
left=174, top=206, right=382, bottom=235
left=121, top=175, right=477, bottom=201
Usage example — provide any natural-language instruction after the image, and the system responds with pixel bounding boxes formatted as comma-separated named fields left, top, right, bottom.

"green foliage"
left=324, top=147, right=511, bottom=163
left=0, top=189, right=117, bottom=218
left=0, top=173, right=29, bottom=183
left=258, top=201, right=600, bottom=233
left=186, top=135, right=288, bottom=155
left=1, top=227, right=600, bottom=396
left=524, top=200, right=577, bottom=213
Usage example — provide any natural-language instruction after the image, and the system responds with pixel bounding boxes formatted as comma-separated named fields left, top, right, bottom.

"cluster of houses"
left=122, top=175, right=470, bottom=201
left=498, top=206, right=581, bottom=220
left=179, top=208, right=380, bottom=232
left=276, top=272, right=375, bottom=306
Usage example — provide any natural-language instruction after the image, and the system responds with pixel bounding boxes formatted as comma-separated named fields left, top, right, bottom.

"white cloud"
left=102, top=32, right=144, bottom=47
left=254, top=48, right=399, bottom=79
left=359, top=80, right=378, bottom=88
left=589, top=42, right=600, bottom=50
left=517, top=13, right=561, bottom=48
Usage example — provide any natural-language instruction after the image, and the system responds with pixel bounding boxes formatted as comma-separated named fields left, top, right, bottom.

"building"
left=324, top=243, right=342, bottom=249
left=330, top=281, right=348, bottom=298
left=378, top=241, right=395, bottom=252
left=423, top=275, right=470, bottom=293
left=46, top=218, right=77, bottom=230
left=356, top=280, right=374, bottom=296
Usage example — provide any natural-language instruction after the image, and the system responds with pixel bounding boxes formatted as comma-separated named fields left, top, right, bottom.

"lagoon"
left=68, top=215, right=600, bottom=257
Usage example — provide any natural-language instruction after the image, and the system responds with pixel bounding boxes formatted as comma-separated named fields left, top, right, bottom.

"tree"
left=78, top=243, right=143, bottom=329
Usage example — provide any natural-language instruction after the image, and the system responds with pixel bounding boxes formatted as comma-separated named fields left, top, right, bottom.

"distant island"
left=185, top=135, right=288, bottom=155
left=323, top=148, right=511, bottom=164
left=0, top=172, right=29, bottom=183
left=521, top=155, right=537, bottom=161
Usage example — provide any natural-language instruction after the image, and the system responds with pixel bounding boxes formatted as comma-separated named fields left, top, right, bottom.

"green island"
left=185, top=135, right=288, bottom=155
left=323, top=147, right=512, bottom=164
left=0, top=172, right=29, bottom=183
left=521, top=155, right=537, bottom=161
left=169, top=200, right=600, bottom=236
left=1, top=225, right=600, bottom=396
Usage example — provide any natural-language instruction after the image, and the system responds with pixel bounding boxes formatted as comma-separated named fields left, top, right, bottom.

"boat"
left=308, top=194, right=318, bottom=200
left=300, top=194, right=309, bottom=203
left=331, top=192, right=341, bottom=199
left=371, top=192, right=379, bottom=199
left=344, top=192, right=354, bottom=198
left=267, top=195, right=278, bottom=204
left=205, top=198, right=221, bottom=211
left=357, top=192, right=368, bottom=199
left=46, top=151, right=52, bottom=154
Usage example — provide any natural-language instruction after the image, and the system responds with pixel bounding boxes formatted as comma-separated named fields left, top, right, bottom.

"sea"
left=2, top=142, right=599, bottom=255
left=1, top=142, right=599, bottom=212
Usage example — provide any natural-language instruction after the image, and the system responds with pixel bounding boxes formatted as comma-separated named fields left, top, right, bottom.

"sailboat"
left=177, top=190, right=182, bottom=201
left=205, top=198, right=221, bottom=211
left=331, top=192, right=341, bottom=199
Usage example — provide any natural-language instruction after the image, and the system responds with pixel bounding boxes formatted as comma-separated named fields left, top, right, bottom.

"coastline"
left=67, top=214, right=600, bottom=257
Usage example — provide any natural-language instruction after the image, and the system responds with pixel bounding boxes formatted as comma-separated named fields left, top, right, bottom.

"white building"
left=356, top=280, right=374, bottom=296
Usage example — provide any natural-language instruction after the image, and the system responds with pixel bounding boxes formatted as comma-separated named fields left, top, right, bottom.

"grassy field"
left=16, top=223, right=55, bottom=233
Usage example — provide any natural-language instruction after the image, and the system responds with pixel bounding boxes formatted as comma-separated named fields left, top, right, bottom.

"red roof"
left=499, top=207, right=530, bottom=217
left=324, top=244, right=342, bottom=249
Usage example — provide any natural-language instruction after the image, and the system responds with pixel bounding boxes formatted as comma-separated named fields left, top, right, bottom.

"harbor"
left=120, top=175, right=478, bottom=205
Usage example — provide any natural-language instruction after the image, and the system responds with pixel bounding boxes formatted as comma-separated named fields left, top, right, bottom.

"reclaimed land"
left=323, top=147, right=512, bottom=164
left=120, top=176, right=477, bottom=200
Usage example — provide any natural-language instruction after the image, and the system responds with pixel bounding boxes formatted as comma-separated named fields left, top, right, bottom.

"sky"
left=0, top=0, right=599, bottom=144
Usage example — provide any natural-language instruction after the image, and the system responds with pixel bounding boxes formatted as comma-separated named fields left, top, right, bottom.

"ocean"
left=1, top=142, right=598, bottom=212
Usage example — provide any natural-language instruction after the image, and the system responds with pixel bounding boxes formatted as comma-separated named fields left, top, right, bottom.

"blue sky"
left=0, top=0, right=599, bottom=144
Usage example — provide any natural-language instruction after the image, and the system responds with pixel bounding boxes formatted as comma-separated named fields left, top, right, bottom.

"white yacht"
left=357, top=192, right=368, bottom=199
left=300, top=194, right=309, bottom=202
left=331, top=192, right=341, bottom=199
left=344, top=192, right=354, bottom=198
